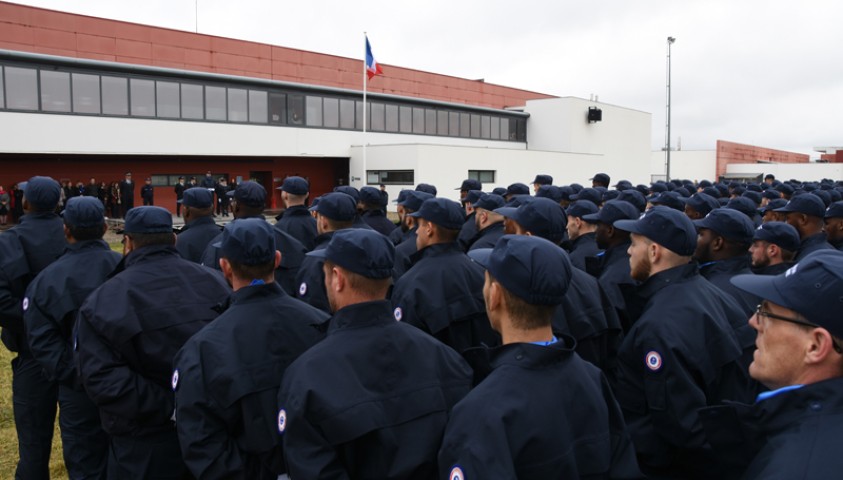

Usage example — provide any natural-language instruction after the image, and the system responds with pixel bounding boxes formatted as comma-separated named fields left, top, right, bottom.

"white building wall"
left=727, top=162, right=843, bottom=182
left=651, top=150, right=717, bottom=182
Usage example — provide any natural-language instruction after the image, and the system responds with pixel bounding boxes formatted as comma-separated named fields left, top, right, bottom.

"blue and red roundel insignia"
left=449, top=466, right=465, bottom=480
left=277, top=409, right=287, bottom=434
left=393, top=307, right=403, bottom=321
left=645, top=351, right=663, bottom=372
left=298, top=282, right=307, bottom=296
left=171, top=369, right=180, bottom=391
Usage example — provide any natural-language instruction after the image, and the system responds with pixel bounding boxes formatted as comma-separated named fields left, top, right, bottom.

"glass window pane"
left=516, top=118, right=527, bottom=141
left=425, top=109, right=436, bottom=134
left=305, top=96, right=322, bottom=126
left=289, top=94, right=304, bottom=125
left=101, top=76, right=128, bottom=115
left=227, top=88, right=248, bottom=122
left=500, top=118, right=510, bottom=140
left=470, top=114, right=481, bottom=138
left=412, top=108, right=425, bottom=134
left=130, top=78, right=155, bottom=117
left=437, top=111, right=449, bottom=136
left=181, top=84, right=203, bottom=119
left=399, top=106, right=412, bottom=133
left=40, top=70, right=71, bottom=112
left=5, top=67, right=38, bottom=110
left=509, top=118, right=519, bottom=140
left=0, top=67, right=4, bottom=109
left=156, top=81, right=180, bottom=118
left=490, top=117, right=500, bottom=140
left=323, top=97, right=339, bottom=128
left=481, top=115, right=491, bottom=139
left=249, top=90, right=267, bottom=124
left=72, top=73, right=100, bottom=114
left=385, top=104, right=398, bottom=132
left=356, top=101, right=367, bottom=130
left=269, top=93, right=286, bottom=124
left=448, top=112, right=460, bottom=136
left=339, top=98, right=355, bottom=129
left=460, top=113, right=471, bottom=137
left=205, top=86, right=226, bottom=121
left=370, top=102, right=385, bottom=131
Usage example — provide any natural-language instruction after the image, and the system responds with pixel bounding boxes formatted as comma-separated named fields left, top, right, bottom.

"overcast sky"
left=11, top=0, right=843, bottom=158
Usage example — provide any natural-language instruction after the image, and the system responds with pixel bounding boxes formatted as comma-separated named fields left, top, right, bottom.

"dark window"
left=248, top=90, right=267, bottom=124
left=469, top=170, right=495, bottom=183
left=0, top=67, right=4, bottom=109
left=156, top=81, right=180, bottom=118
left=448, top=111, right=460, bottom=136
left=370, top=102, right=385, bottom=131
left=269, top=93, right=286, bottom=124
left=72, top=73, right=100, bottom=114
left=366, top=170, right=414, bottom=185
left=500, top=118, right=510, bottom=139
left=385, top=104, right=399, bottom=132
left=227, top=88, right=248, bottom=122
left=437, top=110, right=449, bottom=136
left=425, top=109, right=436, bottom=134
left=305, top=95, right=322, bottom=126
left=339, top=98, right=355, bottom=129
left=459, top=113, right=470, bottom=137
left=288, top=94, right=304, bottom=125
left=181, top=84, right=203, bottom=119
left=5, top=67, right=38, bottom=110
left=490, top=117, right=500, bottom=140
left=205, top=86, right=226, bottom=121
left=399, top=106, right=412, bottom=133
left=515, top=118, right=527, bottom=141
left=412, top=107, right=425, bottom=134
left=101, top=76, right=128, bottom=115
left=40, top=70, right=71, bottom=112
left=481, top=115, right=491, bottom=139
left=130, top=78, right=155, bottom=117
left=323, top=97, right=339, bottom=128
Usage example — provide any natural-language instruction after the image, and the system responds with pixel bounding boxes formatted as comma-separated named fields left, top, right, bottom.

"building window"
left=448, top=111, right=460, bottom=137
left=469, top=170, right=495, bottom=183
left=437, top=110, right=449, bottom=136
left=412, top=107, right=425, bottom=134
left=425, top=109, right=437, bottom=135
left=130, top=78, right=155, bottom=117
left=385, top=104, right=399, bottom=132
left=305, top=95, right=322, bottom=126
left=151, top=173, right=229, bottom=187
left=370, top=102, right=385, bottom=131
left=181, top=83, right=204, bottom=119
left=40, top=70, right=71, bottom=112
left=459, top=112, right=470, bottom=137
left=399, top=106, right=412, bottom=133
left=72, top=73, right=100, bottom=114
left=339, top=98, right=355, bottom=129
left=366, top=170, right=415, bottom=185
left=323, top=97, right=339, bottom=128
left=269, top=92, right=286, bottom=124
left=156, top=81, right=180, bottom=118
left=227, top=88, right=248, bottom=122
left=480, top=115, right=491, bottom=139
left=0, top=66, right=4, bottom=109
left=470, top=114, right=481, bottom=138
left=205, top=86, right=226, bottom=121
left=5, top=66, right=38, bottom=110
left=490, top=117, right=500, bottom=140
left=248, top=90, right=267, bottom=124
left=288, top=94, right=304, bottom=125
left=101, top=76, right=128, bottom=115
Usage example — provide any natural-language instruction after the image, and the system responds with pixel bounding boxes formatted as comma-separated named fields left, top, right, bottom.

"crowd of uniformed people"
left=1, top=170, right=843, bottom=479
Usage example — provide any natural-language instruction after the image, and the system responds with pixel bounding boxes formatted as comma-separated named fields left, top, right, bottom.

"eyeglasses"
left=755, top=304, right=843, bottom=354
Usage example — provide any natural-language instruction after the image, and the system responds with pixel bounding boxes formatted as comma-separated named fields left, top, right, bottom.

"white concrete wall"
left=651, top=150, right=717, bottom=182
left=525, top=97, right=652, bottom=185
left=727, top=162, right=843, bottom=182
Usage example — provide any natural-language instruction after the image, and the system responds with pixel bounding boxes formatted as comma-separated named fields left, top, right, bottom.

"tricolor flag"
left=365, top=37, right=383, bottom=80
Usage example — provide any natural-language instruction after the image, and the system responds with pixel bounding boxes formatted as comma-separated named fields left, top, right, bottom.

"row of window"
left=364, top=169, right=496, bottom=186
left=0, top=62, right=527, bottom=141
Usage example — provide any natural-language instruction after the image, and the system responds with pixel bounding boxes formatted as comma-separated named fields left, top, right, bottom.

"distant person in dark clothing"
left=118, top=172, right=135, bottom=218
left=826, top=201, right=843, bottom=251
left=215, top=178, right=231, bottom=216
left=140, top=177, right=154, bottom=206
left=275, top=176, right=317, bottom=250
left=565, top=200, right=602, bottom=271
left=176, top=188, right=222, bottom=263
left=749, top=221, right=799, bottom=275
left=174, top=176, right=186, bottom=217
left=776, top=194, right=835, bottom=261
left=358, top=186, right=396, bottom=236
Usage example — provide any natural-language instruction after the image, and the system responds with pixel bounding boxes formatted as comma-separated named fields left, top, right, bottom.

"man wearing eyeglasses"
left=700, top=250, right=843, bottom=478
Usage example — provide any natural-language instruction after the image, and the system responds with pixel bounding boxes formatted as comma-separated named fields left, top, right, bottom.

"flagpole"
left=362, top=32, right=368, bottom=189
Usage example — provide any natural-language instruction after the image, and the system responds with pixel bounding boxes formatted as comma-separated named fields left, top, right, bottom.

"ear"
left=486, top=278, right=502, bottom=313
left=805, top=328, right=839, bottom=365
left=274, top=250, right=282, bottom=269
left=649, top=241, right=660, bottom=262
left=219, top=258, right=234, bottom=283
left=711, top=235, right=725, bottom=252
left=768, top=243, right=780, bottom=259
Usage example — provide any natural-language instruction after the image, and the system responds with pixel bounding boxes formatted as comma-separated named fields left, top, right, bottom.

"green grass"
left=0, top=347, right=68, bottom=479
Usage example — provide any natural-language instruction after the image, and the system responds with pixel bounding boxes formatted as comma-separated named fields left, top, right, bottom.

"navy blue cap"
left=308, top=196, right=322, bottom=211
left=731, top=250, right=843, bottom=338
left=408, top=197, right=465, bottom=230
left=774, top=194, right=826, bottom=218
left=825, top=201, right=843, bottom=219
left=306, top=229, right=394, bottom=279
left=503, top=194, right=532, bottom=208
left=314, top=192, right=357, bottom=221
left=590, top=173, right=610, bottom=185
left=761, top=198, right=788, bottom=214
left=603, top=190, right=620, bottom=202
left=725, top=197, right=758, bottom=220
left=693, top=208, right=755, bottom=243
left=491, top=187, right=507, bottom=196
left=415, top=183, right=437, bottom=196
left=582, top=199, right=639, bottom=225
left=614, top=180, right=633, bottom=190
left=752, top=221, right=800, bottom=252
left=123, top=206, right=173, bottom=234
left=635, top=184, right=651, bottom=196
left=182, top=188, right=213, bottom=208
left=558, top=186, right=576, bottom=201
left=617, top=190, right=646, bottom=212
left=566, top=200, right=599, bottom=218
left=495, top=197, right=566, bottom=243
left=465, top=190, right=484, bottom=205
left=684, top=192, right=719, bottom=217
left=698, top=180, right=713, bottom=188
left=650, top=182, right=668, bottom=194
left=23, top=176, right=61, bottom=211
left=741, top=190, right=762, bottom=206
left=216, top=218, right=276, bottom=265
left=228, top=181, right=266, bottom=208
left=812, top=190, right=832, bottom=208
left=614, top=206, right=697, bottom=256
left=359, top=186, right=382, bottom=205
left=532, top=174, right=553, bottom=186
left=333, top=186, right=360, bottom=203
left=762, top=189, right=781, bottom=201
left=393, top=189, right=411, bottom=205
left=506, top=183, right=530, bottom=196
left=829, top=189, right=842, bottom=202
left=279, top=176, right=309, bottom=195
left=701, top=186, right=720, bottom=199
left=457, top=179, right=482, bottom=191
left=472, top=193, right=505, bottom=211
left=746, top=184, right=763, bottom=193
left=570, top=187, right=601, bottom=207
left=62, top=196, right=105, bottom=228
left=398, top=190, right=434, bottom=212
left=468, top=235, right=571, bottom=305
left=535, top=185, right=563, bottom=203
left=569, top=183, right=584, bottom=193
left=648, top=191, right=684, bottom=211
left=775, top=183, right=795, bottom=196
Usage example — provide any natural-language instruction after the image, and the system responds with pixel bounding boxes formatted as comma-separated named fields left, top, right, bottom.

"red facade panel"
left=715, top=140, right=809, bottom=178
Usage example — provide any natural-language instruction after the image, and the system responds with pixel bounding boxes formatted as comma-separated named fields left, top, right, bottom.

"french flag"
left=365, top=37, right=383, bottom=80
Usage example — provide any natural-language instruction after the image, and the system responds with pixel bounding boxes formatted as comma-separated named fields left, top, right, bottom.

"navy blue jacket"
left=440, top=339, right=642, bottom=479
left=278, top=300, right=473, bottom=479
left=140, top=184, right=154, bottom=202
left=751, top=262, right=793, bottom=276
left=568, top=231, right=602, bottom=272
left=587, top=241, right=634, bottom=320
left=391, top=242, right=499, bottom=353
left=76, top=245, right=231, bottom=437
left=699, top=255, right=760, bottom=318
left=200, top=217, right=306, bottom=296
left=394, top=227, right=418, bottom=272
left=176, top=215, right=222, bottom=263
left=24, top=239, right=120, bottom=386
left=388, top=224, right=410, bottom=245
left=174, top=282, right=327, bottom=479
left=360, top=209, right=397, bottom=237
left=610, top=262, right=757, bottom=479
left=457, top=212, right=478, bottom=251
left=700, top=378, right=843, bottom=479
left=795, top=232, right=835, bottom=261
left=467, top=222, right=505, bottom=251
left=275, top=205, right=317, bottom=251
left=0, top=212, right=66, bottom=352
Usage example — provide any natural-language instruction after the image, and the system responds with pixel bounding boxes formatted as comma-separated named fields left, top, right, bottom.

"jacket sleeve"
left=75, top=305, right=174, bottom=425
left=24, top=284, right=75, bottom=384
left=438, top=408, right=517, bottom=480
left=0, top=234, right=29, bottom=334
left=174, top=345, right=247, bottom=479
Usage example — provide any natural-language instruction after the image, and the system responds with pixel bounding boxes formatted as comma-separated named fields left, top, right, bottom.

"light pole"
left=665, top=36, right=676, bottom=181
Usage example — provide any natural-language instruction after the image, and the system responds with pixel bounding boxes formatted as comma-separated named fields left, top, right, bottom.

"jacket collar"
left=328, top=300, right=394, bottom=334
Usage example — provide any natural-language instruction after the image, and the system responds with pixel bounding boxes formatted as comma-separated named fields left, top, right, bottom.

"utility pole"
left=665, top=36, right=676, bottom=181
